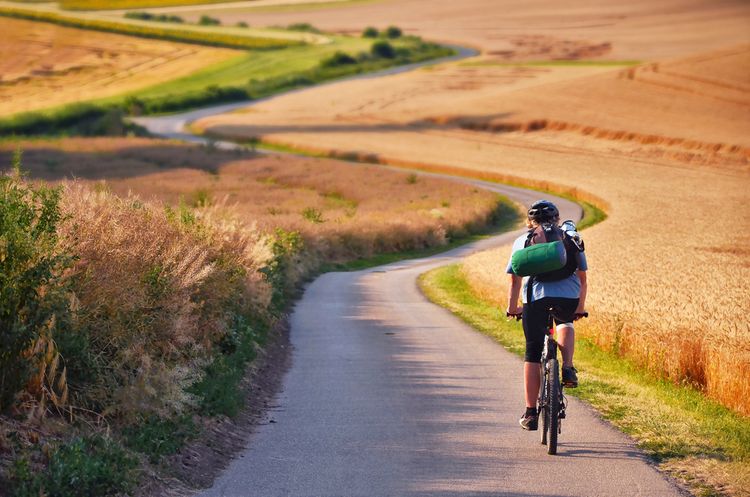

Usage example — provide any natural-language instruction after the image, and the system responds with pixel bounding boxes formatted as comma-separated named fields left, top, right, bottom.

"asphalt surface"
left=135, top=58, right=686, bottom=497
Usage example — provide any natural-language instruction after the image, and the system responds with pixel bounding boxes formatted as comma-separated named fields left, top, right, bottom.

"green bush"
left=320, top=50, right=358, bottom=68
left=371, top=40, right=396, bottom=59
left=287, top=22, right=320, bottom=33
left=237, top=21, right=248, bottom=28
left=362, top=26, right=378, bottom=38
left=124, top=11, right=182, bottom=22
left=198, top=14, right=220, bottom=26
left=302, top=207, right=324, bottom=224
left=0, top=151, right=72, bottom=412
left=259, top=228, right=304, bottom=312
left=190, top=313, right=261, bottom=416
left=11, top=436, right=138, bottom=497
left=385, top=25, right=402, bottom=39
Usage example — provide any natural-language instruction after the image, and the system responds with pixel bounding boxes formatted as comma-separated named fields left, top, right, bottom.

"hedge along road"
left=135, top=58, right=685, bottom=497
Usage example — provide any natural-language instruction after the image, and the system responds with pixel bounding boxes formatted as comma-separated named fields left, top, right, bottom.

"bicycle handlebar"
left=506, top=310, right=589, bottom=321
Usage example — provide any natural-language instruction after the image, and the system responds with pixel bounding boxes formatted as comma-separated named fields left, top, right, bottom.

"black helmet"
left=527, top=200, right=559, bottom=223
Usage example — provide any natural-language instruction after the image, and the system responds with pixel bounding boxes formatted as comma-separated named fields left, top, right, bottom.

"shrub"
left=237, top=21, right=248, bottom=28
left=198, top=14, right=220, bottom=26
left=11, top=436, right=138, bottom=497
left=0, top=151, right=72, bottom=413
left=302, top=207, right=324, bottom=224
left=320, top=50, right=358, bottom=68
left=287, top=22, right=320, bottom=33
left=371, top=40, right=396, bottom=59
left=385, top=25, right=402, bottom=39
left=362, top=26, right=378, bottom=38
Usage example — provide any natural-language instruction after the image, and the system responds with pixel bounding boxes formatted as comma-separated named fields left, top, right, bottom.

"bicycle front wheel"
left=547, top=358, right=560, bottom=455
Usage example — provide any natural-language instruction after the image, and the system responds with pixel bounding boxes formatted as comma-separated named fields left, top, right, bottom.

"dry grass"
left=0, top=17, right=238, bottom=116
left=1, top=137, right=504, bottom=265
left=55, top=182, right=273, bottom=419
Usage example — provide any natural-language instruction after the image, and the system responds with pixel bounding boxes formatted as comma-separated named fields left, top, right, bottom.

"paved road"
left=136, top=60, right=685, bottom=497
left=192, top=184, right=683, bottom=497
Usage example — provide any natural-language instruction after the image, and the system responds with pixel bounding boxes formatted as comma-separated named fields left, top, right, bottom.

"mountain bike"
left=508, top=307, right=587, bottom=455
left=538, top=307, right=587, bottom=454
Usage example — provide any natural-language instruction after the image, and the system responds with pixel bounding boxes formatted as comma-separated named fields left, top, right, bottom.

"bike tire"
left=547, top=359, right=560, bottom=455
left=539, top=363, right=548, bottom=445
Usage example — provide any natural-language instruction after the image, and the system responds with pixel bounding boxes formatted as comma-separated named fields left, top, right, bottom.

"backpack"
left=510, top=223, right=583, bottom=282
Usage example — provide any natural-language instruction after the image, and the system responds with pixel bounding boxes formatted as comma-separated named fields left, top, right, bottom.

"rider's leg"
left=557, top=323, right=575, bottom=368
left=524, top=362, right=541, bottom=407
left=522, top=298, right=546, bottom=408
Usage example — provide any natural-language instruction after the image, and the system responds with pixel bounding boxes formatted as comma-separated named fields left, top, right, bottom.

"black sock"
left=525, top=407, right=536, bottom=416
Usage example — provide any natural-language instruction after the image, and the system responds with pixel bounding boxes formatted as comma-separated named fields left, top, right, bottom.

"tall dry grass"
left=54, top=183, right=273, bottom=420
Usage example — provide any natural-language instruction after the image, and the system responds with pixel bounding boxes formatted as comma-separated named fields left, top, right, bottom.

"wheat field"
left=0, top=17, right=238, bottom=116
left=195, top=32, right=750, bottom=418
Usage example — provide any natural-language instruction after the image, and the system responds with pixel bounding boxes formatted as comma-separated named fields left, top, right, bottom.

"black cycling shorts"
left=522, top=297, right=579, bottom=362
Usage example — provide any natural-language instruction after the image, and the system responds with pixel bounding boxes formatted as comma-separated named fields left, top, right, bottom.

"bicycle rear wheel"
left=539, top=363, right=548, bottom=445
left=547, top=359, right=560, bottom=455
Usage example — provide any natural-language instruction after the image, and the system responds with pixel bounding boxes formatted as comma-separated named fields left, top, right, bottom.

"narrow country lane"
left=188, top=184, right=684, bottom=497
left=134, top=60, right=685, bottom=496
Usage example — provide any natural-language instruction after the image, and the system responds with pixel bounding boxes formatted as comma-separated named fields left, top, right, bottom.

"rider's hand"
left=506, top=306, right=522, bottom=320
left=574, top=309, right=588, bottom=320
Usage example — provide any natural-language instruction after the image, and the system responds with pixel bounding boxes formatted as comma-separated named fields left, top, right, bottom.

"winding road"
left=136, top=57, right=686, bottom=497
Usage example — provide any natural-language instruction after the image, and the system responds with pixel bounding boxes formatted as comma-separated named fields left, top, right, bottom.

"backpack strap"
left=524, top=228, right=535, bottom=248
left=523, top=228, right=536, bottom=304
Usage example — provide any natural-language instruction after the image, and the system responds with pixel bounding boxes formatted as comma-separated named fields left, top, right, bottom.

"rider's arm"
left=576, top=270, right=587, bottom=314
left=507, top=274, right=523, bottom=314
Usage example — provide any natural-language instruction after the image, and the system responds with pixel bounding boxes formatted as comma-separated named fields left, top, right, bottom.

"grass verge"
left=418, top=265, right=750, bottom=496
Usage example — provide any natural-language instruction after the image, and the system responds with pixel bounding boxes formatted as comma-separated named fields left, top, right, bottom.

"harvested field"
left=0, top=138, right=506, bottom=263
left=0, top=17, right=239, bottom=116
left=172, top=0, right=750, bottom=60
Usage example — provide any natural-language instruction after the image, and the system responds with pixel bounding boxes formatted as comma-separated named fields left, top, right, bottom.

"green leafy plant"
left=320, top=51, right=358, bottom=68
left=302, top=206, right=324, bottom=224
left=362, top=26, right=378, bottom=38
left=287, top=22, right=320, bottom=33
left=371, top=40, right=396, bottom=59
left=10, top=436, right=138, bottom=497
left=385, top=26, right=402, bottom=39
left=0, top=150, right=72, bottom=412
left=122, top=415, right=196, bottom=462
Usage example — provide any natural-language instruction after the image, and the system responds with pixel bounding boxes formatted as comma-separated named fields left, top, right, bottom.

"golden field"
left=0, top=138, right=505, bottom=263
left=0, top=17, right=237, bottom=116
left=193, top=0, right=750, bottom=418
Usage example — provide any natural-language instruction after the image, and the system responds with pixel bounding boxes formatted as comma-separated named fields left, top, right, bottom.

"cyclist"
left=506, top=200, right=588, bottom=431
